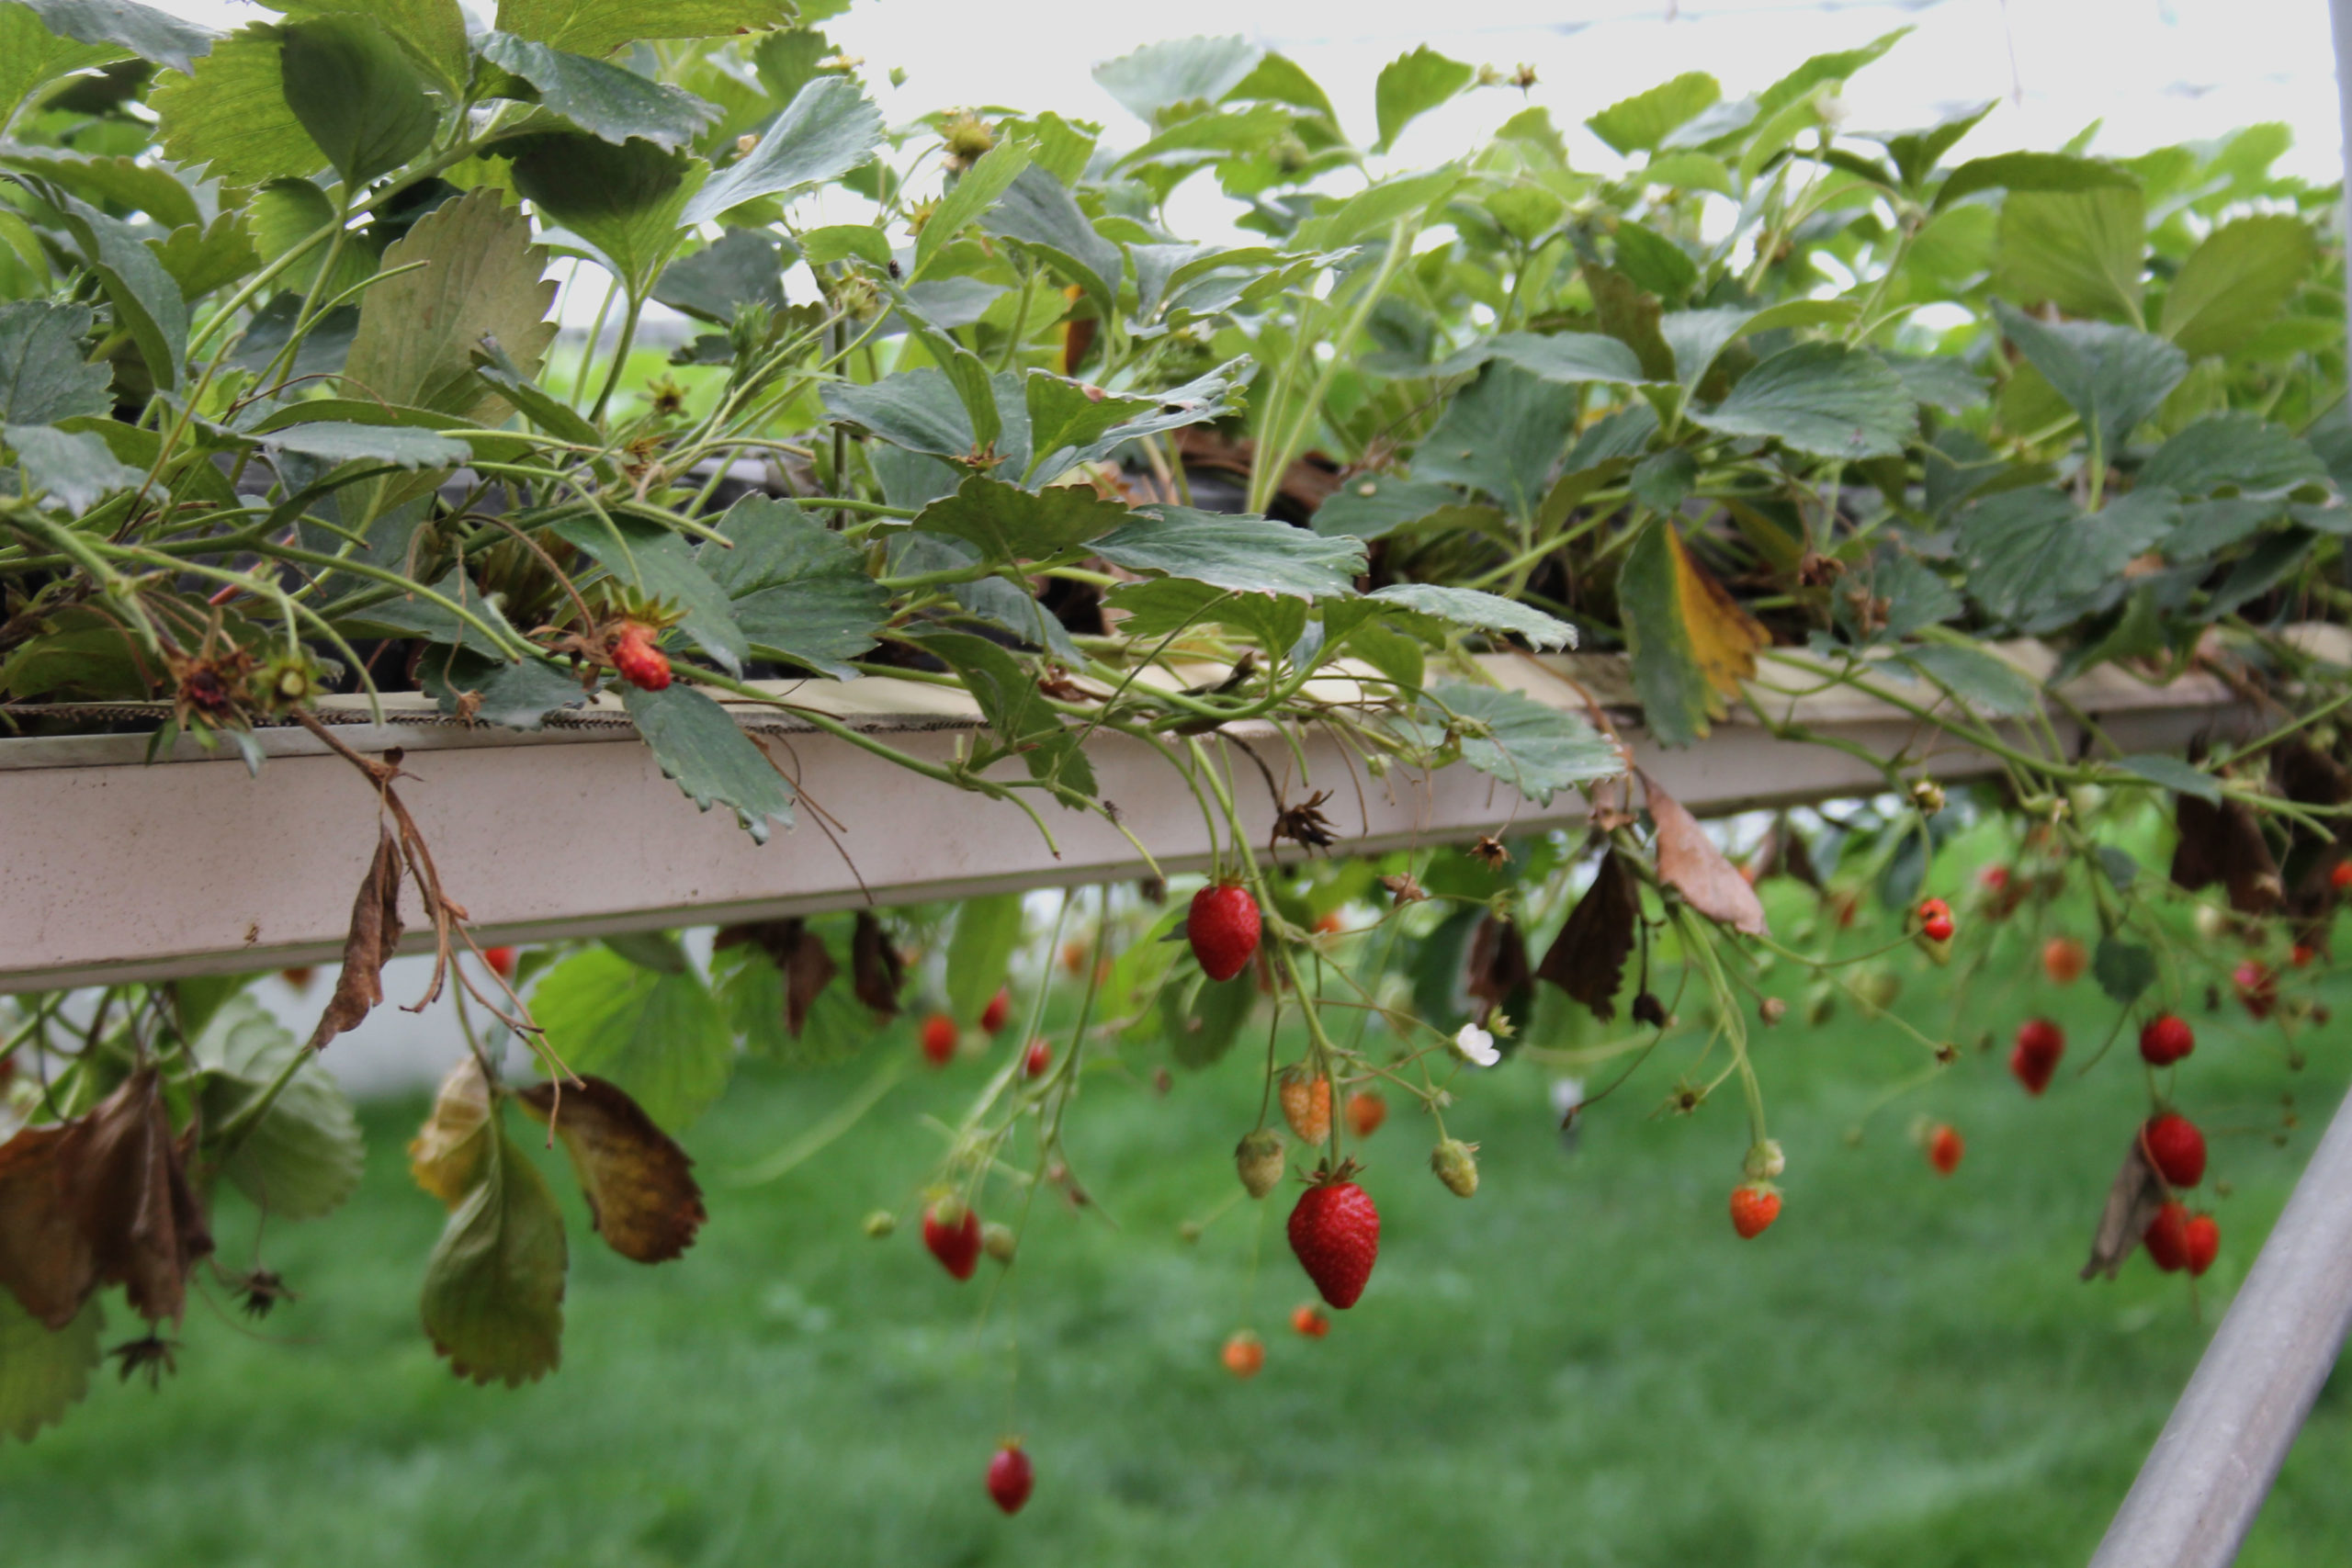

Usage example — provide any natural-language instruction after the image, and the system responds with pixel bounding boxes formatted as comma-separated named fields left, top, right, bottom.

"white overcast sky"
left=150, top=0, right=2345, bottom=183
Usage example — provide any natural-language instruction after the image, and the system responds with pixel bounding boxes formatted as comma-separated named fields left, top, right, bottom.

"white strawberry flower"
left=1453, top=1021, right=1499, bottom=1067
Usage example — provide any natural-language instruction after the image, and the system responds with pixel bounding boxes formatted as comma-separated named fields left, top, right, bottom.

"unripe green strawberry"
left=1236, top=1129, right=1284, bottom=1199
left=1430, top=1137, right=1479, bottom=1198
left=862, top=1209, right=897, bottom=1238
left=1743, top=1139, right=1785, bottom=1181
left=981, top=1221, right=1017, bottom=1264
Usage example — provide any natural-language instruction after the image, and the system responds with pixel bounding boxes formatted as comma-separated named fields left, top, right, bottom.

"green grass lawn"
left=6, top=959, right=2351, bottom=1567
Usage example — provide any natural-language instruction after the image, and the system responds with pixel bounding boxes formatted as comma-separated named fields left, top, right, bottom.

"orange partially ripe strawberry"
left=1730, top=1181, right=1781, bottom=1238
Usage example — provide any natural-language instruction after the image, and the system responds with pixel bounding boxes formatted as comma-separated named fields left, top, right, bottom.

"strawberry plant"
left=0, top=1, right=2346, bottom=1484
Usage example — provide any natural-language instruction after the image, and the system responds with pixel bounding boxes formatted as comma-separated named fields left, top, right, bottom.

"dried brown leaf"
left=515, top=1077, right=706, bottom=1265
left=1749, top=818, right=1821, bottom=890
left=307, top=827, right=404, bottom=1051
left=716, top=919, right=839, bottom=1037
left=780, top=920, right=837, bottom=1038
left=1537, top=849, right=1640, bottom=1021
left=850, top=912, right=904, bottom=1019
left=0, top=1067, right=213, bottom=1329
left=1643, top=772, right=1769, bottom=936
left=2277, top=739, right=2352, bottom=811
left=2082, top=1134, right=2165, bottom=1280
left=2170, top=794, right=2280, bottom=915
left=0, top=1122, right=90, bottom=1330
left=1464, top=915, right=1530, bottom=1025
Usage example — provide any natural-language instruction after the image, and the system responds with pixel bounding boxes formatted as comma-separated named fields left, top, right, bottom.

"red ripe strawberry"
left=2042, top=937, right=2088, bottom=986
left=1729, top=1181, right=1781, bottom=1238
left=986, top=1442, right=1033, bottom=1515
left=1188, top=884, right=1261, bottom=982
left=1313, top=911, right=1345, bottom=936
left=1287, top=1163, right=1379, bottom=1309
left=2334, top=861, right=2352, bottom=892
left=920, top=1012, right=958, bottom=1067
left=2144, top=1200, right=2191, bottom=1272
left=608, top=622, right=671, bottom=691
left=483, top=945, right=517, bottom=981
left=979, top=988, right=1012, bottom=1034
left=2139, top=1013, right=2195, bottom=1067
left=1928, top=1123, right=1963, bottom=1176
left=2143, top=1113, right=2207, bottom=1188
left=1978, top=865, right=2010, bottom=892
left=1220, top=1330, right=1264, bottom=1379
left=2185, top=1213, right=2220, bottom=1277
left=2290, top=942, right=2317, bottom=969
left=1291, top=1303, right=1329, bottom=1338
left=2010, top=1019, right=2065, bottom=1095
left=1023, top=1039, right=1051, bottom=1079
left=1346, top=1090, right=1386, bottom=1139
left=2233, top=961, right=2277, bottom=1021
left=278, top=964, right=315, bottom=990
left=1917, top=897, right=1955, bottom=943
left=922, top=1199, right=982, bottom=1280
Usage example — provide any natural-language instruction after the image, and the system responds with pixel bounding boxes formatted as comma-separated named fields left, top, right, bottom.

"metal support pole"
left=2086, top=1084, right=2352, bottom=1565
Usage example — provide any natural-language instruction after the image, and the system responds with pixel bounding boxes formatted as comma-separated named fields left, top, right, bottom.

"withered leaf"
left=0, top=1066, right=213, bottom=1330
left=1379, top=874, right=1427, bottom=904
left=1747, top=818, right=1821, bottom=890
left=1464, top=915, right=1530, bottom=1025
left=1643, top=772, right=1769, bottom=936
left=0, top=1123, right=87, bottom=1330
left=516, top=1077, right=706, bottom=1264
left=2170, top=793, right=2280, bottom=916
left=716, top=918, right=838, bottom=1037
left=408, top=1056, right=494, bottom=1208
left=2277, top=739, right=2351, bottom=813
left=307, top=827, right=405, bottom=1051
left=2082, top=1134, right=2165, bottom=1281
left=2277, top=740, right=2349, bottom=940
left=780, top=921, right=837, bottom=1037
left=1538, top=849, right=1640, bottom=1021
left=850, top=912, right=904, bottom=1019
left=418, top=1112, right=567, bottom=1388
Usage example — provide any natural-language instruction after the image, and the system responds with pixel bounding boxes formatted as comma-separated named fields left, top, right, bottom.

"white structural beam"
left=0, top=648, right=2254, bottom=991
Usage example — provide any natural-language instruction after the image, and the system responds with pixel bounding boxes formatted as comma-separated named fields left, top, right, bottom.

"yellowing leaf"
left=342, top=186, right=557, bottom=422
left=515, top=1077, right=705, bottom=1265
left=1618, top=520, right=1770, bottom=748
left=408, top=1055, right=493, bottom=1207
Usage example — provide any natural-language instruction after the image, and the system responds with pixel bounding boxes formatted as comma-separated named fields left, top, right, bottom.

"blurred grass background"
left=5, top=931, right=2350, bottom=1568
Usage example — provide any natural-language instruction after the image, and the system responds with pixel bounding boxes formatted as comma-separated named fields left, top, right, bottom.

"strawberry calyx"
left=1301, top=1156, right=1365, bottom=1189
